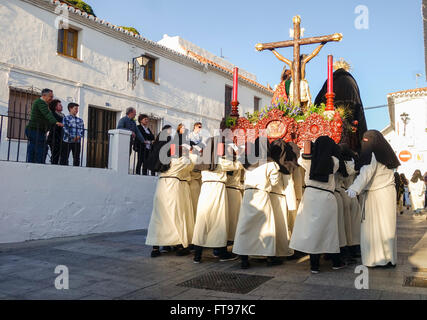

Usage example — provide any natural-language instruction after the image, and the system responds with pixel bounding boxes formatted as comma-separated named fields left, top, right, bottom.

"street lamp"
left=128, top=55, right=150, bottom=90
left=416, top=73, right=422, bottom=88
left=400, top=112, right=410, bottom=137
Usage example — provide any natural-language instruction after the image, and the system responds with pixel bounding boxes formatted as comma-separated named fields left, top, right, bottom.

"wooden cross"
left=255, top=15, right=343, bottom=107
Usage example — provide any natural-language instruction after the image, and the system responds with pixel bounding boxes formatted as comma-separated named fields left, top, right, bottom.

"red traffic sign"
left=399, top=150, right=412, bottom=162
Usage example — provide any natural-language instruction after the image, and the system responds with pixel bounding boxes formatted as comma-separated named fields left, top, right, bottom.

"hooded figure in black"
left=308, top=136, right=341, bottom=183
left=146, top=125, right=173, bottom=173
left=269, top=139, right=298, bottom=175
left=355, top=130, right=400, bottom=172
left=314, top=68, right=367, bottom=152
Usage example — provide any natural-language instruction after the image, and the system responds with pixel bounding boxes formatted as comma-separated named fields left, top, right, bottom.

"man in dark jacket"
left=117, top=107, right=145, bottom=156
left=25, top=89, right=64, bottom=163
left=135, top=114, right=155, bottom=175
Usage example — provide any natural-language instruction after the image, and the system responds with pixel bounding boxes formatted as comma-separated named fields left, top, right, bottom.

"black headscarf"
left=411, top=170, right=423, bottom=183
left=240, top=137, right=272, bottom=170
left=355, top=130, right=400, bottom=171
left=147, top=125, right=172, bottom=173
left=269, top=139, right=298, bottom=174
left=309, top=136, right=340, bottom=183
left=339, top=143, right=359, bottom=162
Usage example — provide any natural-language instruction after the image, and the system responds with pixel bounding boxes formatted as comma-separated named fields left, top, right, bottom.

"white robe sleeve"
left=345, top=160, right=356, bottom=176
left=269, top=162, right=281, bottom=187
left=297, top=153, right=311, bottom=171
left=284, top=174, right=298, bottom=211
left=348, top=153, right=378, bottom=195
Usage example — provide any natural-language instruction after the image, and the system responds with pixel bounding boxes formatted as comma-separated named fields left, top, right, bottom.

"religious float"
left=226, top=16, right=360, bottom=149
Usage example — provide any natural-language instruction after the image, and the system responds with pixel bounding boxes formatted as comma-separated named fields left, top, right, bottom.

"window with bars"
left=225, top=85, right=232, bottom=117
left=254, top=96, right=261, bottom=112
left=7, top=88, right=41, bottom=140
left=57, top=28, right=79, bottom=59
left=143, top=56, right=156, bottom=82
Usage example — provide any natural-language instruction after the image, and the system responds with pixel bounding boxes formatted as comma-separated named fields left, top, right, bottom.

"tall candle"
left=232, top=67, right=239, bottom=102
left=170, top=143, right=176, bottom=157
left=217, top=143, right=224, bottom=156
left=327, top=55, right=333, bottom=94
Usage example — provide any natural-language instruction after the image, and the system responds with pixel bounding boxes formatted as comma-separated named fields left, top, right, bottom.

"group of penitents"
left=144, top=125, right=401, bottom=274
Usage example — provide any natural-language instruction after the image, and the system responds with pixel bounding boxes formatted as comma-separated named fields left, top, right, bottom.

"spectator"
left=117, top=107, right=145, bottom=155
left=189, top=122, right=202, bottom=145
left=400, top=173, right=410, bottom=210
left=47, top=99, right=65, bottom=165
left=60, top=103, right=84, bottom=167
left=176, top=123, right=190, bottom=147
left=25, top=88, right=63, bottom=163
left=135, top=114, right=155, bottom=175
left=394, top=172, right=404, bottom=215
left=409, top=169, right=426, bottom=215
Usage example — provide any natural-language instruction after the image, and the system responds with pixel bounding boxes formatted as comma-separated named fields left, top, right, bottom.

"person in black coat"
left=135, top=114, right=155, bottom=175
left=46, top=99, right=65, bottom=165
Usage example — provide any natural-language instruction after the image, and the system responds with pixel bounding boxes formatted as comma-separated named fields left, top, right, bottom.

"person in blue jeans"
left=25, top=89, right=64, bottom=163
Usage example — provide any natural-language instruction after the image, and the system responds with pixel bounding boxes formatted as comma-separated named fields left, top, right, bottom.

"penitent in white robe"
left=349, top=153, right=397, bottom=267
left=409, top=180, right=426, bottom=211
left=188, top=170, right=202, bottom=220
left=341, top=161, right=361, bottom=246
left=146, top=156, right=195, bottom=248
left=288, top=166, right=304, bottom=235
left=289, top=156, right=340, bottom=254
left=269, top=173, right=294, bottom=256
left=334, top=184, right=347, bottom=248
left=233, top=162, right=290, bottom=257
left=226, top=166, right=244, bottom=241
left=192, top=158, right=242, bottom=248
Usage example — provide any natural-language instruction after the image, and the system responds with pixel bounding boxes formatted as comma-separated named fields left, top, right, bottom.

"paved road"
left=0, top=210, right=426, bottom=300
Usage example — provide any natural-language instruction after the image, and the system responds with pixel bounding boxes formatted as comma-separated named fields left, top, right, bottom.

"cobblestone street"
left=1, top=210, right=426, bottom=300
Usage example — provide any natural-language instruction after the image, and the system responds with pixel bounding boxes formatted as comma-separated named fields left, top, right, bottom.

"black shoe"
left=266, top=257, right=283, bottom=267
left=332, top=262, right=347, bottom=270
left=176, top=248, right=191, bottom=256
left=311, top=268, right=320, bottom=274
left=219, top=252, right=239, bottom=262
left=151, top=250, right=161, bottom=258
left=160, top=246, right=172, bottom=253
left=193, top=255, right=202, bottom=264
left=345, top=257, right=357, bottom=265
left=212, top=249, right=221, bottom=258
left=241, top=259, right=250, bottom=269
left=378, top=262, right=396, bottom=269
left=286, top=254, right=300, bottom=261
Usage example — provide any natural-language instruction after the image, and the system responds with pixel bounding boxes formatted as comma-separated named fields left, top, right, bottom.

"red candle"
left=217, top=143, right=224, bottom=156
left=232, top=67, right=239, bottom=102
left=170, top=143, right=176, bottom=156
left=327, top=55, right=333, bottom=94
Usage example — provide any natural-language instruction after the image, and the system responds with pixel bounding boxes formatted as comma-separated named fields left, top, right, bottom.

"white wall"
left=0, top=161, right=157, bottom=243
left=0, top=0, right=272, bottom=135
left=390, top=95, right=427, bottom=176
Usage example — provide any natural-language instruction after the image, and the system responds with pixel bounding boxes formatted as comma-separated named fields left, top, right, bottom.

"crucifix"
left=255, top=15, right=343, bottom=108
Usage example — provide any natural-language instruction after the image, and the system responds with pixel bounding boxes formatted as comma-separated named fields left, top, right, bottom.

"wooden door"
left=87, top=106, right=117, bottom=168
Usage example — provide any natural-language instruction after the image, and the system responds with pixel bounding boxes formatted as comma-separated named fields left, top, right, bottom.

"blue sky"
left=85, top=0, right=426, bottom=130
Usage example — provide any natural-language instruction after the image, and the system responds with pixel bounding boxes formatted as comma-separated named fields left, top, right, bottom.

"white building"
left=0, top=0, right=273, bottom=244
left=382, top=87, right=427, bottom=177
left=0, top=0, right=273, bottom=166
